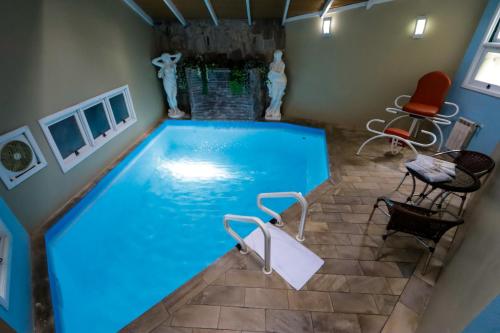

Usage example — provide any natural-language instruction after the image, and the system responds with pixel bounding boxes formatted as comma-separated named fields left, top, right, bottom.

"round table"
left=405, top=165, right=481, bottom=215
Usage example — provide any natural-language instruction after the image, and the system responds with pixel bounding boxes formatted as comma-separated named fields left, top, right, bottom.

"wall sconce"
left=413, top=16, right=428, bottom=39
left=322, top=17, right=332, bottom=36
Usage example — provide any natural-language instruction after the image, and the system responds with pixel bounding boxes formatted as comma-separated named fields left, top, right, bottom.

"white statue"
left=152, top=52, right=185, bottom=119
left=265, top=50, right=287, bottom=121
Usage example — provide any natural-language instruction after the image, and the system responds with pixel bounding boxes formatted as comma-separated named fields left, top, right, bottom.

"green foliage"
left=175, top=55, right=268, bottom=96
left=229, top=68, right=248, bottom=95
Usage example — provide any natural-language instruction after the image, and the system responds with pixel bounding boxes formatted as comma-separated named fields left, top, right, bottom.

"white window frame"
left=462, top=3, right=500, bottom=98
left=39, top=85, right=137, bottom=173
left=80, top=99, right=116, bottom=149
left=0, top=218, right=12, bottom=310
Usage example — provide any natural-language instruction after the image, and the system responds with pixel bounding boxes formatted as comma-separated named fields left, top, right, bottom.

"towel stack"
left=405, top=154, right=456, bottom=182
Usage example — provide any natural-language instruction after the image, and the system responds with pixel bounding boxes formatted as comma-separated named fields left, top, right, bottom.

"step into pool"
left=46, top=120, right=330, bottom=333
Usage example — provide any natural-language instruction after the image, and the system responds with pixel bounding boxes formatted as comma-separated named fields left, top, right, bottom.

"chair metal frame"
left=369, top=197, right=464, bottom=274
left=357, top=94, right=460, bottom=156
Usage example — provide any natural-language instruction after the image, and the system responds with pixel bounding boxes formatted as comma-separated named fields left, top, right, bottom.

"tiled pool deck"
left=33, top=119, right=459, bottom=333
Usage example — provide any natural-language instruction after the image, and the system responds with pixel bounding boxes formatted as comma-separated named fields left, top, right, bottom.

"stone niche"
left=155, top=19, right=285, bottom=119
left=156, top=19, right=285, bottom=61
left=186, top=68, right=263, bottom=120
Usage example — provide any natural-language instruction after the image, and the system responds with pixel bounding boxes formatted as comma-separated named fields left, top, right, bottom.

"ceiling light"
left=322, top=17, right=332, bottom=36
left=413, top=16, right=428, bottom=39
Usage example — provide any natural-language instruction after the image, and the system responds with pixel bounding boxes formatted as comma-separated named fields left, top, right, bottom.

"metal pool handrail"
left=223, top=214, right=272, bottom=274
left=257, top=192, right=309, bottom=242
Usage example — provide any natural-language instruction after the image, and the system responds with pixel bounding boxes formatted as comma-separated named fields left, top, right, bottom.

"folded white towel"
left=405, top=154, right=456, bottom=182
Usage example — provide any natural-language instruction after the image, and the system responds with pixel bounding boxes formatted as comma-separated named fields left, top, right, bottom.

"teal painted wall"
left=445, top=0, right=500, bottom=154
left=0, top=199, right=32, bottom=333
left=463, top=295, right=500, bottom=333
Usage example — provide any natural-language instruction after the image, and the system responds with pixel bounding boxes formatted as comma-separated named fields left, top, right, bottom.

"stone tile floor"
left=119, top=123, right=459, bottom=333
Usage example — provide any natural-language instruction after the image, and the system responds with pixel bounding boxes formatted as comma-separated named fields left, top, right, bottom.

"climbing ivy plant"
left=176, top=56, right=268, bottom=96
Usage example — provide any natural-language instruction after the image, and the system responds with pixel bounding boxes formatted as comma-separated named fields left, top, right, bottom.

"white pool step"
left=244, top=224, right=324, bottom=290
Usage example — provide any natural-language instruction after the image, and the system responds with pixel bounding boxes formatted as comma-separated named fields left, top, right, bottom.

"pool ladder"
left=223, top=192, right=309, bottom=274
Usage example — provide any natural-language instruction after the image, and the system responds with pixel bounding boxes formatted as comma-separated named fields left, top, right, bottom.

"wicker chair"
left=432, top=150, right=495, bottom=179
left=369, top=197, right=464, bottom=274
left=430, top=150, right=495, bottom=211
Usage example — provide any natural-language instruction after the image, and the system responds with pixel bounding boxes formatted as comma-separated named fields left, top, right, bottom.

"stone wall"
left=186, top=68, right=263, bottom=120
left=156, top=19, right=285, bottom=61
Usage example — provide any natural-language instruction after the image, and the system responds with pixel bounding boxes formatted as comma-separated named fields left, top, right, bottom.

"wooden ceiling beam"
left=366, top=0, right=377, bottom=9
left=282, top=0, right=291, bottom=25
left=246, top=0, right=252, bottom=26
left=320, top=0, right=335, bottom=19
left=162, top=0, right=187, bottom=26
left=203, top=0, right=219, bottom=26
left=122, top=0, right=154, bottom=26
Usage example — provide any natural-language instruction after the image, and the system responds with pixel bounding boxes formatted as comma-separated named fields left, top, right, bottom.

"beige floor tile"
left=378, top=247, right=423, bottom=263
left=319, top=259, right=364, bottom=275
left=288, top=290, right=333, bottom=312
left=162, top=275, right=209, bottom=313
left=225, top=269, right=266, bottom=288
left=359, top=261, right=414, bottom=278
left=218, top=306, right=265, bottom=331
left=346, top=276, right=392, bottom=294
left=373, top=294, right=398, bottom=315
left=192, top=329, right=238, bottom=333
left=304, top=232, right=351, bottom=245
left=190, top=285, right=245, bottom=307
left=341, top=213, right=371, bottom=224
left=308, top=244, right=339, bottom=258
left=321, top=203, right=353, bottom=213
left=381, top=302, right=419, bottom=333
left=350, top=204, right=376, bottom=214
left=332, top=196, right=363, bottom=205
left=264, top=273, right=293, bottom=290
left=330, top=292, right=379, bottom=314
left=308, top=212, right=343, bottom=223
left=336, top=246, right=376, bottom=260
left=171, top=305, right=220, bottom=329
left=348, top=235, right=383, bottom=248
left=387, top=278, right=409, bottom=295
left=312, top=312, right=362, bottom=333
left=121, top=303, right=169, bottom=333
left=244, top=288, right=288, bottom=309
left=266, top=309, right=314, bottom=333
left=305, top=274, right=350, bottom=292
left=304, top=221, right=329, bottom=232
left=327, top=223, right=366, bottom=234
left=358, top=314, right=388, bottom=333
left=151, top=325, right=193, bottom=333
left=399, top=276, right=433, bottom=315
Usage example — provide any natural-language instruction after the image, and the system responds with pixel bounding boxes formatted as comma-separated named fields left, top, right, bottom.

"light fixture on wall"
left=413, top=16, right=428, bottom=39
left=322, top=17, right=332, bottom=36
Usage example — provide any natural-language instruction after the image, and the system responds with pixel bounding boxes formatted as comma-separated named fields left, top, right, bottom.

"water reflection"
left=159, top=159, right=235, bottom=181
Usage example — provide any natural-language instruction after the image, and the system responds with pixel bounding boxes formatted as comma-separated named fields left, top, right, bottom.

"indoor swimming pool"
left=45, top=121, right=330, bottom=333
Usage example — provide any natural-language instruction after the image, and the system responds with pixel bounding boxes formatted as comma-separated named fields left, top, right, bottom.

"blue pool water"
left=46, top=121, right=329, bottom=333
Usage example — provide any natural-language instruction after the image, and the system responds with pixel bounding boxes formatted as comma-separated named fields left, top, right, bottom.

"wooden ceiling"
left=135, top=0, right=366, bottom=22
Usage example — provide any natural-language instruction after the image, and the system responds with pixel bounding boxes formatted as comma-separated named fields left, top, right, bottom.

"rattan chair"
left=369, top=196, right=464, bottom=274
left=430, top=150, right=495, bottom=211
left=432, top=150, right=495, bottom=179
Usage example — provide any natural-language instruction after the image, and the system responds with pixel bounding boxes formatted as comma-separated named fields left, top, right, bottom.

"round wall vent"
left=0, top=126, right=47, bottom=190
left=1, top=140, right=34, bottom=172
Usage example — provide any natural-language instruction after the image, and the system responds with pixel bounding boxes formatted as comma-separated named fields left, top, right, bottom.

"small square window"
left=83, top=102, right=112, bottom=140
left=48, top=115, right=87, bottom=159
left=40, top=85, right=137, bottom=173
left=463, top=5, right=500, bottom=97
left=109, top=93, right=131, bottom=124
left=474, top=51, right=500, bottom=87
left=491, top=20, right=500, bottom=42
